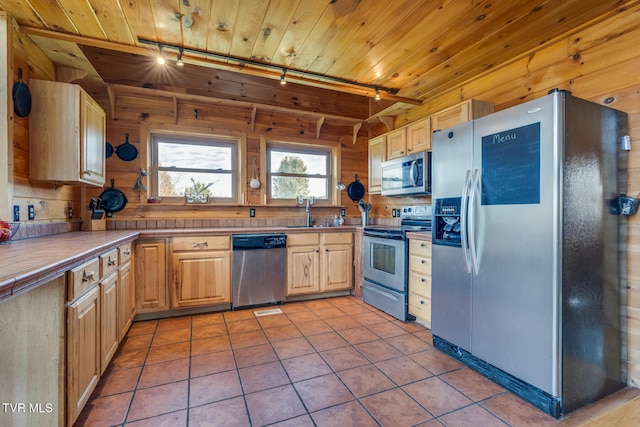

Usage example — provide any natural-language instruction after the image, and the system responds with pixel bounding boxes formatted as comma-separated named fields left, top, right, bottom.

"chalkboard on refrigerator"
left=481, top=122, right=541, bottom=205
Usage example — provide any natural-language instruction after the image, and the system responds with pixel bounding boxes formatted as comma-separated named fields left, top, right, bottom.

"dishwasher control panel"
left=232, top=233, right=287, bottom=249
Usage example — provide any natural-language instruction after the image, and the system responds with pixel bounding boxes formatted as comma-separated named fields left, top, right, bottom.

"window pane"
left=271, top=176, right=327, bottom=199
left=158, top=171, right=233, bottom=198
left=157, top=142, right=232, bottom=170
left=269, top=151, right=327, bottom=175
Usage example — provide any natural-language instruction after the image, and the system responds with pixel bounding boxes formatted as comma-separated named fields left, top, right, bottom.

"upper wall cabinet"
left=29, top=79, right=106, bottom=187
left=430, top=99, right=495, bottom=133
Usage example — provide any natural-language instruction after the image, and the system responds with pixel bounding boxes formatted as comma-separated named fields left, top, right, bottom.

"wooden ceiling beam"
left=20, top=26, right=420, bottom=107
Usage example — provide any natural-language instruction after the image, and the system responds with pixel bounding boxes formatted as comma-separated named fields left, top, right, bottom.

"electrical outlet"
left=392, top=208, right=397, bottom=217
left=249, top=208, right=255, bottom=217
left=13, top=205, right=19, bottom=222
left=28, top=205, right=35, bottom=220
left=68, top=207, right=73, bottom=219
left=340, top=208, right=346, bottom=217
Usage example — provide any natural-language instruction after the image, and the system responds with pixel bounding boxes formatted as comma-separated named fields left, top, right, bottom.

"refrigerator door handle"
left=469, top=168, right=480, bottom=275
left=409, top=160, right=418, bottom=186
left=460, top=169, right=472, bottom=273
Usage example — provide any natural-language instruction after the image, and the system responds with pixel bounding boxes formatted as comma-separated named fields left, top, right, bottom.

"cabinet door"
left=287, top=246, right=321, bottom=295
left=68, top=286, right=100, bottom=425
left=431, top=102, right=470, bottom=132
left=81, top=91, right=106, bottom=185
left=322, top=244, right=353, bottom=291
left=172, top=251, right=231, bottom=307
left=386, top=128, right=407, bottom=160
left=135, top=239, right=168, bottom=313
left=117, top=261, right=135, bottom=341
left=368, top=135, right=386, bottom=194
left=407, top=118, right=431, bottom=153
left=100, top=273, right=118, bottom=374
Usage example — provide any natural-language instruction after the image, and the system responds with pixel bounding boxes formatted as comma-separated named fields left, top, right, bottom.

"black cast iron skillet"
left=99, top=179, right=128, bottom=214
left=116, top=133, right=138, bottom=161
left=346, top=174, right=365, bottom=202
left=13, top=68, right=31, bottom=118
left=106, top=141, right=114, bottom=158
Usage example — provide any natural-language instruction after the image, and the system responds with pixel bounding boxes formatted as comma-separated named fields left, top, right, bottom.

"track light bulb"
left=280, top=70, right=287, bottom=85
left=375, top=89, right=381, bottom=100
left=157, top=56, right=165, bottom=65
left=176, top=48, right=184, bottom=66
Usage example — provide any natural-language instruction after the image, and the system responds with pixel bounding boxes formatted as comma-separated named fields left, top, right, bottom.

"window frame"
left=264, top=139, right=338, bottom=206
left=148, top=132, right=243, bottom=204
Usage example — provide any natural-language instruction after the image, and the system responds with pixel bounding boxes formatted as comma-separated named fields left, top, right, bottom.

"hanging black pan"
left=99, top=179, right=128, bottom=214
left=346, top=174, right=366, bottom=202
left=105, top=141, right=114, bottom=158
left=13, top=68, right=31, bottom=118
left=115, top=133, right=138, bottom=161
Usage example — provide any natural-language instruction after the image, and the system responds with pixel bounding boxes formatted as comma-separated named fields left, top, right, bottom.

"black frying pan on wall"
left=13, top=68, right=31, bottom=118
left=99, top=179, right=128, bottom=214
left=115, top=133, right=138, bottom=161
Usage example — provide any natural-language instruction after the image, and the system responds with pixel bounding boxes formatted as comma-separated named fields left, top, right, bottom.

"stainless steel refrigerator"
left=431, top=90, right=628, bottom=417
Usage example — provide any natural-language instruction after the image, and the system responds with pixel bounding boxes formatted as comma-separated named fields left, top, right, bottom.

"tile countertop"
left=0, top=226, right=357, bottom=302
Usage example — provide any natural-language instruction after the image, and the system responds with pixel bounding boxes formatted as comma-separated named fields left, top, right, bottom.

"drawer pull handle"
left=82, top=271, right=95, bottom=282
left=193, top=241, right=208, bottom=248
left=123, top=250, right=131, bottom=256
left=108, top=257, right=116, bottom=266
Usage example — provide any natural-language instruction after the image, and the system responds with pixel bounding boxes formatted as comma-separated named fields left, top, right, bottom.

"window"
left=267, top=144, right=331, bottom=202
left=150, top=133, right=238, bottom=202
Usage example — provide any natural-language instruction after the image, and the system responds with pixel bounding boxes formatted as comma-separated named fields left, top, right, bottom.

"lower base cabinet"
left=67, top=285, right=100, bottom=425
left=287, top=232, right=353, bottom=296
left=408, top=238, right=432, bottom=326
left=117, top=260, right=134, bottom=340
left=100, top=273, right=119, bottom=374
left=135, top=239, right=168, bottom=313
left=171, top=250, right=231, bottom=307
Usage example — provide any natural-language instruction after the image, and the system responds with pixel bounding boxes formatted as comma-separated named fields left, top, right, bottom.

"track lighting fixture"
left=156, top=43, right=165, bottom=65
left=176, top=48, right=184, bottom=66
left=139, top=38, right=400, bottom=99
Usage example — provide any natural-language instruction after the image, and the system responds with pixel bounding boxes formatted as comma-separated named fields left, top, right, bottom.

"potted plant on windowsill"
left=184, top=178, right=214, bottom=203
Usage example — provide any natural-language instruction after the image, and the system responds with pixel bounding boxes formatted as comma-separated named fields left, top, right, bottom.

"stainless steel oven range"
left=362, top=205, right=431, bottom=321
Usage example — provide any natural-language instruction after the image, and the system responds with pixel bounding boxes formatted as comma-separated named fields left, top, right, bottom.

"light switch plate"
left=249, top=208, right=255, bottom=217
left=13, top=205, right=19, bottom=221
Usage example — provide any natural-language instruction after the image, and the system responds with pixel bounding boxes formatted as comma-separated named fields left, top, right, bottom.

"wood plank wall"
left=6, top=5, right=640, bottom=386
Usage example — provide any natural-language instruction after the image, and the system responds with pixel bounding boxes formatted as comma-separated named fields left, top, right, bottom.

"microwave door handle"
left=460, top=169, right=472, bottom=273
left=409, top=160, right=418, bottom=186
left=468, top=168, right=480, bottom=275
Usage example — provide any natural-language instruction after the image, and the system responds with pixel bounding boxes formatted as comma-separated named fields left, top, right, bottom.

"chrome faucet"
left=297, top=196, right=315, bottom=227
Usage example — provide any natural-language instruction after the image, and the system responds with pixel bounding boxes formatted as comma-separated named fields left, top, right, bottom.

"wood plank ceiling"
left=0, top=0, right=635, bottom=122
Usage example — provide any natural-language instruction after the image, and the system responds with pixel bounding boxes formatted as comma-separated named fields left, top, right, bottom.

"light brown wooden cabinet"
left=287, top=232, right=353, bottom=296
left=368, top=135, right=386, bottom=194
left=386, top=128, right=407, bottom=160
left=408, top=238, right=432, bottom=327
left=430, top=99, right=494, bottom=132
left=135, top=239, right=168, bottom=313
left=407, top=118, right=431, bottom=153
left=171, top=236, right=231, bottom=307
left=29, top=79, right=106, bottom=186
left=67, top=285, right=100, bottom=425
left=117, top=260, right=134, bottom=341
left=100, top=272, right=118, bottom=374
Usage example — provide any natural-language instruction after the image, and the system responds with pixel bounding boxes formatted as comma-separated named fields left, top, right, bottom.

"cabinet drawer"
left=408, top=291, right=431, bottom=325
left=408, top=271, right=431, bottom=295
left=409, top=239, right=431, bottom=257
left=409, top=253, right=431, bottom=274
left=100, top=249, right=119, bottom=278
left=119, top=242, right=133, bottom=264
left=68, top=258, right=100, bottom=301
left=322, top=232, right=352, bottom=245
left=287, top=233, right=320, bottom=246
left=172, top=236, right=230, bottom=251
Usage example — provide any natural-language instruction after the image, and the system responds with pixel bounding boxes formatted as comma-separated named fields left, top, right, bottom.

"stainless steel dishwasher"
left=232, top=233, right=287, bottom=309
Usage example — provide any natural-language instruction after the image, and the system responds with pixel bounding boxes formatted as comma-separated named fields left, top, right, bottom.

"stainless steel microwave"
left=380, top=151, right=432, bottom=196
